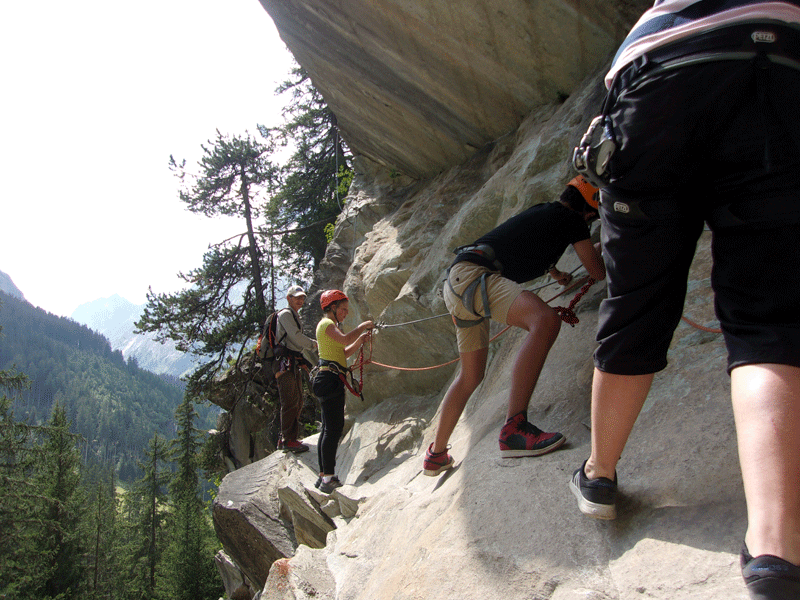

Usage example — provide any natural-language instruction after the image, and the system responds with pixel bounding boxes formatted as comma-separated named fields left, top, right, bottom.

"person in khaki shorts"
left=423, top=177, right=606, bottom=475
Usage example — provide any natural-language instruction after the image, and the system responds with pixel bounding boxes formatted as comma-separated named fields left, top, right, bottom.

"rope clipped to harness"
left=344, top=330, right=374, bottom=401
left=553, top=278, right=596, bottom=327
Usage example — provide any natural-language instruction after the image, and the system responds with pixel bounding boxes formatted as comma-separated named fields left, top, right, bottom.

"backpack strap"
left=274, top=308, right=304, bottom=347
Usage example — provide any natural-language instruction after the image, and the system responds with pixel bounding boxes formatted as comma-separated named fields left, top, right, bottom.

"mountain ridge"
left=71, top=294, right=197, bottom=378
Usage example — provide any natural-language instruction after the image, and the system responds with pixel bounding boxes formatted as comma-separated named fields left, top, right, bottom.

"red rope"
left=553, top=278, right=595, bottom=327
left=681, top=316, right=722, bottom=334
left=369, top=277, right=595, bottom=371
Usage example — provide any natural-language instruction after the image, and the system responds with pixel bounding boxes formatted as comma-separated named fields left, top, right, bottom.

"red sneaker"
left=283, top=439, right=310, bottom=454
left=499, top=412, right=565, bottom=457
left=423, top=443, right=454, bottom=476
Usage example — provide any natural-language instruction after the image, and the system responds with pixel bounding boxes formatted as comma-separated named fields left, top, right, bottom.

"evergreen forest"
left=0, top=291, right=218, bottom=482
left=0, top=65, right=349, bottom=600
left=1, top=368, right=222, bottom=600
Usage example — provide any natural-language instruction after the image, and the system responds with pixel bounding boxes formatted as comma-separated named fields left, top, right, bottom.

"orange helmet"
left=567, top=175, right=599, bottom=210
left=320, top=289, right=348, bottom=312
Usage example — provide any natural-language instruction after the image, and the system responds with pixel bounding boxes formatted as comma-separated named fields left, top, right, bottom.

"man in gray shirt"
left=274, top=285, right=317, bottom=453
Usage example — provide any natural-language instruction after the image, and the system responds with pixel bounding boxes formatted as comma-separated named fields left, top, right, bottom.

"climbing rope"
left=553, top=278, right=595, bottom=327
left=681, top=315, right=722, bottom=333
left=360, top=276, right=594, bottom=372
left=347, top=273, right=720, bottom=377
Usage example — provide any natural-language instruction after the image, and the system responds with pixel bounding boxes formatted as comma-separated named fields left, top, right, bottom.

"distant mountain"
left=72, top=294, right=198, bottom=378
left=0, top=269, right=25, bottom=301
left=0, top=290, right=217, bottom=481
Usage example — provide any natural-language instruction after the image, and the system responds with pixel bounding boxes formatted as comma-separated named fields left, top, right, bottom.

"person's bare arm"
left=573, top=238, right=606, bottom=281
left=323, top=320, right=374, bottom=348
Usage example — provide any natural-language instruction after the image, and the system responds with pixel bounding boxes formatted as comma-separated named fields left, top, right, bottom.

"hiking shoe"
left=741, top=543, right=800, bottom=599
left=283, top=439, right=309, bottom=453
left=423, top=443, right=454, bottom=476
left=569, top=460, right=617, bottom=520
left=498, top=412, right=565, bottom=457
left=318, top=476, right=343, bottom=494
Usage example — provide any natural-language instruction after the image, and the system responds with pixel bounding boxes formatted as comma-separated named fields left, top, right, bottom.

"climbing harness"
left=444, top=244, right=503, bottom=328
left=317, top=330, right=373, bottom=401
left=446, top=271, right=493, bottom=328
left=369, top=275, right=596, bottom=372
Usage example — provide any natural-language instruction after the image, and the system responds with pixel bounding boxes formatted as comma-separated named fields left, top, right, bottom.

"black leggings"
left=315, top=372, right=345, bottom=475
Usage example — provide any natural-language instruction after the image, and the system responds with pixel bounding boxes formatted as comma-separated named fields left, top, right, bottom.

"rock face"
left=211, top=2, right=754, bottom=598
left=258, top=0, right=650, bottom=178
left=213, top=74, right=750, bottom=598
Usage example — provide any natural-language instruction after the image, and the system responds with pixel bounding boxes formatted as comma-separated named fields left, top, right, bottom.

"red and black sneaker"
left=498, top=412, right=565, bottom=458
left=423, top=443, right=454, bottom=476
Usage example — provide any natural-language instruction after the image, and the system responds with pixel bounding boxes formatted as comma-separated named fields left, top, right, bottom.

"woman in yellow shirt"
left=312, top=289, right=373, bottom=493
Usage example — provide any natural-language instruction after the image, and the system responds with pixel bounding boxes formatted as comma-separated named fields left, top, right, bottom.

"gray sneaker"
left=318, top=476, right=343, bottom=494
left=570, top=460, right=617, bottom=520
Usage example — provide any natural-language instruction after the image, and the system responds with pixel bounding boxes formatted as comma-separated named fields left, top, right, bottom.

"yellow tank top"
left=316, top=317, right=347, bottom=368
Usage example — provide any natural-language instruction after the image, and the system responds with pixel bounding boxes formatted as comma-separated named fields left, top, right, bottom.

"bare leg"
left=431, top=347, right=488, bottom=454
left=584, top=369, right=655, bottom=480
left=732, top=363, right=800, bottom=565
left=504, top=290, right=562, bottom=419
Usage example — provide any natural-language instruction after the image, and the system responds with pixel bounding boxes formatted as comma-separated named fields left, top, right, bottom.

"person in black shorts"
left=423, top=177, right=606, bottom=475
left=568, top=3, right=800, bottom=598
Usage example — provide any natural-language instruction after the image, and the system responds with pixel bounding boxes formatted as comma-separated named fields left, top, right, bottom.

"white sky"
left=0, top=0, right=297, bottom=318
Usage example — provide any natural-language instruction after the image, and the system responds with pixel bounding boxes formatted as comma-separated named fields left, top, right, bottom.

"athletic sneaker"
left=498, top=412, right=565, bottom=457
left=423, top=443, right=454, bottom=476
left=283, top=439, right=309, bottom=453
left=741, top=543, right=800, bottom=600
left=318, top=476, right=343, bottom=494
left=569, top=460, right=617, bottom=520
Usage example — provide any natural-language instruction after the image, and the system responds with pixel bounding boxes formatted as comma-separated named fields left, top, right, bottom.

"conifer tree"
left=260, top=67, right=352, bottom=279
left=136, top=131, right=280, bottom=397
left=122, top=434, right=170, bottom=600
left=158, top=397, right=221, bottom=600
left=0, top=369, right=48, bottom=600
left=34, top=402, right=86, bottom=600
left=84, top=465, right=119, bottom=600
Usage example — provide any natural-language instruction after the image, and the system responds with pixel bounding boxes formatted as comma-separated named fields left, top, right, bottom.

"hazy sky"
left=0, top=0, right=296, bottom=318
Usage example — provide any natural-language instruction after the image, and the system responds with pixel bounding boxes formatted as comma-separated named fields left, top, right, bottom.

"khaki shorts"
left=443, top=261, right=523, bottom=353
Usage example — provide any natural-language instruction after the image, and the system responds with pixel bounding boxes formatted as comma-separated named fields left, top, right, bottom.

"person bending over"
left=424, top=177, right=605, bottom=476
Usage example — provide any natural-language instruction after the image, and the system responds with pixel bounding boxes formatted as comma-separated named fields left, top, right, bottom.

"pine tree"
left=83, top=465, right=119, bottom=600
left=260, top=67, right=352, bottom=279
left=34, top=402, right=86, bottom=600
left=121, top=434, right=170, bottom=600
left=158, top=397, right=221, bottom=600
left=0, top=387, right=49, bottom=600
left=136, top=131, right=281, bottom=398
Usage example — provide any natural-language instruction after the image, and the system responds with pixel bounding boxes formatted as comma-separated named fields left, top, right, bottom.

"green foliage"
left=0, top=291, right=209, bottom=483
left=0, top=399, right=86, bottom=600
left=1, top=307, right=224, bottom=600
left=139, top=131, right=283, bottom=398
left=158, top=398, right=221, bottom=600
left=324, top=221, right=336, bottom=244
left=34, top=403, right=86, bottom=600
left=259, top=67, right=352, bottom=279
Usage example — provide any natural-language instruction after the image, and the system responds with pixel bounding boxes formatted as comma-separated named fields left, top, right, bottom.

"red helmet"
left=320, top=289, right=348, bottom=311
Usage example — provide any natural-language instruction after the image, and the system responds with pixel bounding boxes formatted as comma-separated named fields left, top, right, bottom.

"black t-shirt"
left=466, top=201, right=590, bottom=283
